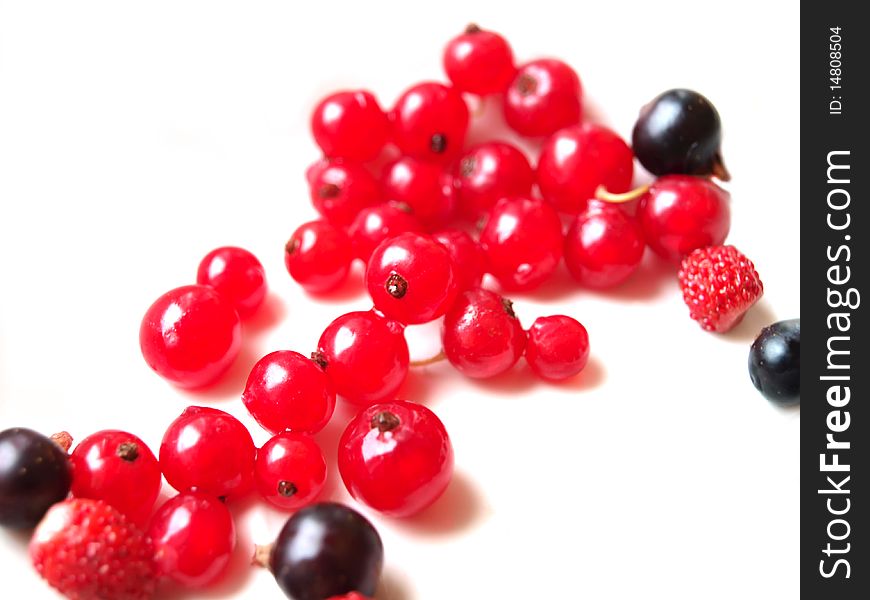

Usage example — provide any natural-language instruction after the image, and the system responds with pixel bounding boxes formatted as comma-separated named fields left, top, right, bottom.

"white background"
left=0, top=1, right=800, bottom=598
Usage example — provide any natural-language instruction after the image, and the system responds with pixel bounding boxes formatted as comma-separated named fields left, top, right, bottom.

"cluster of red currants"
left=1, top=23, right=771, bottom=600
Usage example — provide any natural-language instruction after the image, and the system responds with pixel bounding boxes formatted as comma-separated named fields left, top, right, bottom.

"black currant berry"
left=269, top=502, right=383, bottom=600
left=748, top=319, right=800, bottom=406
left=0, top=428, right=72, bottom=529
left=631, top=88, right=729, bottom=179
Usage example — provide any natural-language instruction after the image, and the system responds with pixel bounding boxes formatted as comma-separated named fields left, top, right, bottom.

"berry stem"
left=595, top=184, right=651, bottom=204
left=50, top=431, right=73, bottom=453
left=711, top=153, right=731, bottom=182
left=371, top=411, right=401, bottom=433
left=385, top=273, right=409, bottom=298
left=117, top=442, right=139, bottom=461
left=410, top=350, right=446, bottom=367
left=277, top=481, right=298, bottom=498
left=252, top=544, right=273, bottom=569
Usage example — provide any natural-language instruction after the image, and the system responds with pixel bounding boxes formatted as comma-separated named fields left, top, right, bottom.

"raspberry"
left=30, top=498, right=158, bottom=600
left=678, top=245, right=763, bottom=333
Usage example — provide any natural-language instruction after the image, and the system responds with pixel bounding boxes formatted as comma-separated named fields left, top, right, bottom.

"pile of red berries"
left=0, top=24, right=769, bottom=600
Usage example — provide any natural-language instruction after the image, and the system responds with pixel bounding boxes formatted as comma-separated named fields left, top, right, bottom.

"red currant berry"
left=311, top=90, right=390, bottom=162
left=525, top=315, right=590, bottom=381
left=537, top=123, right=634, bottom=214
left=148, top=492, right=235, bottom=588
left=453, top=141, right=535, bottom=218
left=255, top=432, right=326, bottom=511
left=564, top=206, right=645, bottom=288
left=338, top=401, right=453, bottom=517
left=442, top=289, right=526, bottom=379
left=196, top=246, right=267, bottom=317
left=479, top=196, right=563, bottom=291
left=242, top=350, right=336, bottom=435
left=285, top=220, right=354, bottom=294
left=381, top=157, right=456, bottom=228
left=314, top=310, right=409, bottom=406
left=70, top=430, right=161, bottom=526
left=159, top=406, right=256, bottom=499
left=390, top=82, right=469, bottom=162
left=139, top=285, right=241, bottom=389
left=442, top=24, right=515, bottom=96
left=638, top=175, right=731, bottom=262
left=432, top=229, right=487, bottom=292
left=348, top=203, right=422, bottom=262
left=365, top=232, right=458, bottom=325
left=306, top=160, right=380, bottom=227
left=503, top=59, right=582, bottom=137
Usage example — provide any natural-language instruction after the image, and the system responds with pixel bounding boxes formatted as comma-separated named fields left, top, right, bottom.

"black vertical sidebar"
left=801, top=1, right=868, bottom=597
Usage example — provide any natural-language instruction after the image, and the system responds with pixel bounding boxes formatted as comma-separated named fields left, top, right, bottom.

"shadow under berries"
left=375, top=566, right=415, bottom=600
left=313, top=401, right=358, bottom=504
left=242, top=292, right=288, bottom=336
left=722, top=299, right=778, bottom=343
left=177, top=341, right=264, bottom=403
left=462, top=362, right=539, bottom=396
left=389, top=471, right=488, bottom=539
left=557, top=355, right=606, bottom=392
left=396, top=362, right=454, bottom=406
left=305, top=261, right=368, bottom=305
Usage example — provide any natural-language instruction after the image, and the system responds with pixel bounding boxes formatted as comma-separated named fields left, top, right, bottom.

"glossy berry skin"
left=348, top=203, right=423, bottom=262
left=148, top=492, right=236, bottom=588
left=503, top=59, right=582, bottom=137
left=442, top=24, right=515, bottom=95
left=159, top=406, right=256, bottom=499
left=678, top=245, right=763, bottom=333
left=525, top=315, right=590, bottom=381
left=442, top=289, right=526, bottom=379
left=453, top=141, right=535, bottom=218
left=31, top=498, right=157, bottom=600
left=139, top=285, right=241, bottom=389
left=196, top=246, right=267, bottom=317
left=285, top=220, right=354, bottom=294
left=564, top=206, right=645, bottom=288
left=479, top=196, right=563, bottom=291
left=315, top=310, right=409, bottom=406
left=390, top=82, right=469, bottom=163
left=0, top=428, right=71, bottom=529
left=639, top=175, right=731, bottom=262
left=339, top=401, right=453, bottom=517
left=749, top=319, right=800, bottom=406
left=255, top=432, right=327, bottom=510
left=243, top=351, right=336, bottom=435
left=381, top=157, right=456, bottom=229
left=311, top=90, right=390, bottom=162
left=269, top=502, right=383, bottom=600
left=432, top=229, right=487, bottom=292
left=306, top=160, right=380, bottom=227
left=632, top=89, right=727, bottom=178
left=366, top=232, right=459, bottom=325
left=537, top=123, right=634, bottom=214
left=70, top=430, right=161, bottom=526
